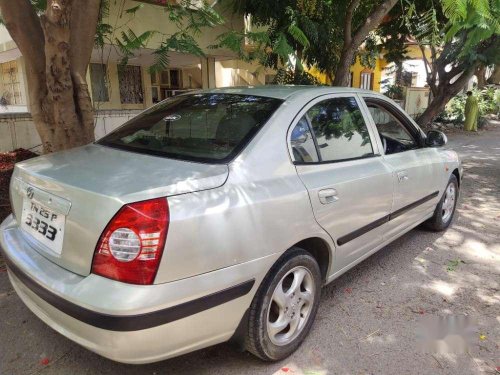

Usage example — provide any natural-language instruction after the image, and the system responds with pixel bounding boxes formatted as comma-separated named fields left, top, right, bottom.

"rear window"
left=98, top=93, right=283, bottom=163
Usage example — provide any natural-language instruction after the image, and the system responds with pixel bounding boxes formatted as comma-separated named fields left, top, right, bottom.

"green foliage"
left=109, top=0, right=225, bottom=72
left=30, top=0, right=46, bottom=13
left=441, top=87, right=500, bottom=123
left=358, top=34, right=380, bottom=69
left=116, top=29, right=157, bottom=66
left=441, top=0, right=500, bottom=58
left=0, top=0, right=46, bottom=24
left=152, top=32, right=205, bottom=72
left=404, top=0, right=500, bottom=62
left=404, top=1, right=443, bottom=47
left=218, top=0, right=321, bottom=71
left=273, top=68, right=322, bottom=85
left=383, top=83, right=405, bottom=100
left=94, top=0, right=112, bottom=49
left=446, top=259, right=465, bottom=272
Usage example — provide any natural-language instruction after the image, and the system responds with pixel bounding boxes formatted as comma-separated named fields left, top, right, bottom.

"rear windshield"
left=98, top=93, right=283, bottom=163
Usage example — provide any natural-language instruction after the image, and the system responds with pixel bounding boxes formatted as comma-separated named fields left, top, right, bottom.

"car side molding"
left=337, top=191, right=439, bottom=246
left=2, top=253, right=255, bottom=332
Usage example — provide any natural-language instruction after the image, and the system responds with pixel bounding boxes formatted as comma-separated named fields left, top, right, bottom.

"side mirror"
left=425, top=130, right=447, bottom=147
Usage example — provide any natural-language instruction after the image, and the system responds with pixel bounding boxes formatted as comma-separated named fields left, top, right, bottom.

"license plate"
left=21, top=199, right=65, bottom=255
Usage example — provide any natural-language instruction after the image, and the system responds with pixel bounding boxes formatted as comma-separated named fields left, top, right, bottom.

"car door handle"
left=397, top=171, right=409, bottom=183
left=318, top=188, right=338, bottom=204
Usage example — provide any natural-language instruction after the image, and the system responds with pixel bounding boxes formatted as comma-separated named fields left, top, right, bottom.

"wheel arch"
left=229, top=236, right=333, bottom=349
left=292, top=237, right=333, bottom=284
left=452, top=168, right=461, bottom=188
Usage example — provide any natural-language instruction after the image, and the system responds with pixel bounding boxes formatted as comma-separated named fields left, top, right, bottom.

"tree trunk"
left=332, top=0, right=398, bottom=86
left=333, top=47, right=355, bottom=86
left=0, top=0, right=100, bottom=154
left=487, top=65, right=500, bottom=84
left=416, top=90, right=451, bottom=128
left=475, top=65, right=487, bottom=89
left=417, top=66, right=477, bottom=127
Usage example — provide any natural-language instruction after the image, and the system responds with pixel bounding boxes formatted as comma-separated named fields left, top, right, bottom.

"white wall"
left=0, top=110, right=143, bottom=153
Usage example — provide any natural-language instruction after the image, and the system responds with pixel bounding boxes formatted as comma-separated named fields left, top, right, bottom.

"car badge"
left=163, top=114, right=181, bottom=121
left=26, top=187, right=34, bottom=199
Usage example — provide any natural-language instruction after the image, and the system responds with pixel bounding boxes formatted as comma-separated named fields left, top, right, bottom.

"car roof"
left=197, top=85, right=381, bottom=100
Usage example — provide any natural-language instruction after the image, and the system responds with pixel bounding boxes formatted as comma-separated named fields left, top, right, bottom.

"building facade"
left=0, top=0, right=273, bottom=151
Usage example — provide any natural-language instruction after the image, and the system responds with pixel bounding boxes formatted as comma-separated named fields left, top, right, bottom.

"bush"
left=441, top=87, right=500, bottom=124
left=273, top=69, right=322, bottom=85
left=383, top=84, right=405, bottom=100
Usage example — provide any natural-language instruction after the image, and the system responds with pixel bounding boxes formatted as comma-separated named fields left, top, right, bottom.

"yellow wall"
left=405, top=44, right=432, bottom=60
left=350, top=57, right=387, bottom=92
left=105, top=0, right=243, bottom=58
left=307, top=56, right=388, bottom=92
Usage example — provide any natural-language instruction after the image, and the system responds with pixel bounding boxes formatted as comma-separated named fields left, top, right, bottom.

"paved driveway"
left=1, top=127, right=499, bottom=375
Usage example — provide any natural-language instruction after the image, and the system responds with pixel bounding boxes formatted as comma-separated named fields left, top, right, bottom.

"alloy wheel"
left=441, top=182, right=456, bottom=223
left=266, top=266, right=316, bottom=346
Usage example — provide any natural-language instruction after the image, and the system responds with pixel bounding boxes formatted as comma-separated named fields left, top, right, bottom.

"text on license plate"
left=21, top=200, right=65, bottom=255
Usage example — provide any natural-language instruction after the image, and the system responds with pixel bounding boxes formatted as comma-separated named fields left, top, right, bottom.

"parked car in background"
left=0, top=86, right=461, bottom=363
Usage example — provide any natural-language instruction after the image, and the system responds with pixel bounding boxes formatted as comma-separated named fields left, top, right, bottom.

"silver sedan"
left=0, top=86, right=461, bottom=363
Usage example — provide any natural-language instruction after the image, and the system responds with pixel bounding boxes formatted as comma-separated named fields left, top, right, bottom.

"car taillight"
left=92, top=198, right=169, bottom=285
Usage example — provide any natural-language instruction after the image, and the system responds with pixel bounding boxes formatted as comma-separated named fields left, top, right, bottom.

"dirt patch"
left=0, top=149, right=38, bottom=222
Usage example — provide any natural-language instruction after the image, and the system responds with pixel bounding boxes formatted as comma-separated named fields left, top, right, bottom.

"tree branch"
left=351, top=0, right=398, bottom=48
left=69, top=0, right=101, bottom=80
left=344, top=0, right=361, bottom=47
left=419, top=44, right=436, bottom=94
left=0, top=0, right=45, bottom=74
left=446, top=61, right=479, bottom=94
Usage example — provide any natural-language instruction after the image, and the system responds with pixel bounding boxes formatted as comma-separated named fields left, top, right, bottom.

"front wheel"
left=245, top=248, right=322, bottom=361
left=424, top=174, right=459, bottom=231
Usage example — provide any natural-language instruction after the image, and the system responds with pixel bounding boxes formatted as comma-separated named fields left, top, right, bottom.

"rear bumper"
left=0, top=215, right=278, bottom=363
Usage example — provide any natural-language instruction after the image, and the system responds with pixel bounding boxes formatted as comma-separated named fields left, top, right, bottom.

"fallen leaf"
left=344, top=288, right=352, bottom=294
left=40, top=358, right=50, bottom=366
left=479, top=334, right=487, bottom=341
left=447, top=259, right=465, bottom=272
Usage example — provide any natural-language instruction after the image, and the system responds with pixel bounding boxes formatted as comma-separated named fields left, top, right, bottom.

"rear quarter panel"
left=156, top=93, right=336, bottom=283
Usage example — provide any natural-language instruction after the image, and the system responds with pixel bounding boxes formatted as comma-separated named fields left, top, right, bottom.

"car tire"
left=424, top=174, right=459, bottom=231
left=245, top=247, right=322, bottom=361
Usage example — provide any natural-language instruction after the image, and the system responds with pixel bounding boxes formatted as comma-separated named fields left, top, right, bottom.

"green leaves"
left=151, top=32, right=205, bottom=73
left=110, top=0, right=227, bottom=72
left=441, top=0, right=499, bottom=52
left=116, top=29, right=157, bottom=66
left=403, top=1, right=442, bottom=47
left=288, top=22, right=310, bottom=48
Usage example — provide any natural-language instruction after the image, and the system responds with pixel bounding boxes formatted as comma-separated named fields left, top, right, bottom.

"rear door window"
left=290, top=117, right=319, bottom=163
left=306, top=97, right=374, bottom=162
left=98, top=94, right=283, bottom=163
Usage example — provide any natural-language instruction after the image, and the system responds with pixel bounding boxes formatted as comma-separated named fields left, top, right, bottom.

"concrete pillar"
left=201, top=57, right=216, bottom=89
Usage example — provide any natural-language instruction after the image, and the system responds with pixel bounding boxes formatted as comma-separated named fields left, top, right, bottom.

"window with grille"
left=360, top=72, right=374, bottom=90
left=90, top=63, right=109, bottom=102
left=119, top=65, right=144, bottom=104
left=1, top=61, right=23, bottom=105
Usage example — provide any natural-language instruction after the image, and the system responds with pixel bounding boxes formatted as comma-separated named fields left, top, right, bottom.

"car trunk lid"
left=10, top=144, right=228, bottom=276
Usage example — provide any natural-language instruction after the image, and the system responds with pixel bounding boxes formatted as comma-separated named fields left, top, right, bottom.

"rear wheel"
left=245, top=248, right=321, bottom=361
left=424, top=174, right=459, bottom=231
